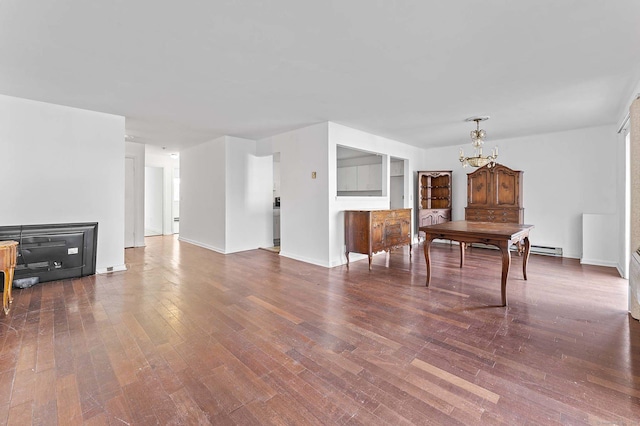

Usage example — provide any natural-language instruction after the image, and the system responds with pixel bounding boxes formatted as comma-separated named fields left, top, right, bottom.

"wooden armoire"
left=465, top=163, right=523, bottom=223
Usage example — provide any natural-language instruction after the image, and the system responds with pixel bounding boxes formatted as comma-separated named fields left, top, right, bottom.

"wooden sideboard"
left=344, top=208, right=412, bottom=270
left=465, top=163, right=524, bottom=223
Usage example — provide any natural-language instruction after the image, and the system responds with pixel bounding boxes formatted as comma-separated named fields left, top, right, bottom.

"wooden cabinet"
left=420, top=209, right=451, bottom=226
left=465, top=163, right=523, bottom=223
left=356, top=164, right=382, bottom=191
left=337, top=166, right=358, bottom=191
left=344, top=208, right=412, bottom=270
left=337, top=164, right=382, bottom=192
left=417, top=171, right=452, bottom=235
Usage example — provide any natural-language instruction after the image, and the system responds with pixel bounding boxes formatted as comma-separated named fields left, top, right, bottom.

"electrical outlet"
left=311, top=172, right=317, bottom=179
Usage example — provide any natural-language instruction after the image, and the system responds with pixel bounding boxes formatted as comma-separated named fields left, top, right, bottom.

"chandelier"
left=459, top=116, right=498, bottom=168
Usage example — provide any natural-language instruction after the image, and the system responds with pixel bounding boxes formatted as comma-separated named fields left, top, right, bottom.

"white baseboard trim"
left=330, top=252, right=368, bottom=268
left=96, top=264, right=127, bottom=274
left=280, top=251, right=331, bottom=268
left=178, top=236, right=226, bottom=254
left=617, top=263, right=628, bottom=279
left=580, top=258, right=619, bottom=268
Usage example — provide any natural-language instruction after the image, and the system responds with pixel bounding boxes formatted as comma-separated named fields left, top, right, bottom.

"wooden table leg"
left=459, top=242, right=465, bottom=268
left=2, top=269, right=9, bottom=314
left=424, top=236, right=432, bottom=286
left=522, top=236, right=531, bottom=280
left=498, top=240, right=512, bottom=307
left=0, top=242, right=18, bottom=315
left=368, top=254, right=373, bottom=271
left=8, top=245, right=15, bottom=307
left=7, top=270, right=13, bottom=307
left=346, top=252, right=350, bottom=269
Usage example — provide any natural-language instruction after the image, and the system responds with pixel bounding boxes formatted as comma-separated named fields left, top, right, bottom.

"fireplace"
left=0, top=222, right=98, bottom=285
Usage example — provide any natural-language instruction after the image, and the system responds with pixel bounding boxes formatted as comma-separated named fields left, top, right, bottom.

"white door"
left=124, top=157, right=135, bottom=248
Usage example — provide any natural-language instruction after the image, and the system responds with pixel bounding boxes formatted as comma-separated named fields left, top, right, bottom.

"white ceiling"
left=1, top=1, right=639, bottom=152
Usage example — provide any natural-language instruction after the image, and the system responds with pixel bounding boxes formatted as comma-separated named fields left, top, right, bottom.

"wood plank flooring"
left=1, top=235, right=639, bottom=425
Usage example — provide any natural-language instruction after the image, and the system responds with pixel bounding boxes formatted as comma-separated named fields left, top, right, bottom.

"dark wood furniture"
left=345, top=208, right=412, bottom=270
left=417, top=171, right=452, bottom=234
left=0, top=240, right=18, bottom=314
left=420, top=220, right=534, bottom=306
left=465, top=164, right=523, bottom=223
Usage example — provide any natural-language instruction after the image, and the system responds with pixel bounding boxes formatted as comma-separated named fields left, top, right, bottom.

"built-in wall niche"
left=390, top=157, right=406, bottom=209
left=337, top=145, right=386, bottom=197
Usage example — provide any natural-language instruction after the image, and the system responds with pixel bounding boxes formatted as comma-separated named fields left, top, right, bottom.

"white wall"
left=422, top=125, right=619, bottom=260
left=615, top=130, right=629, bottom=278
left=180, top=137, right=226, bottom=252
left=328, top=123, right=427, bottom=267
left=179, top=136, right=273, bottom=254
left=144, top=166, right=164, bottom=236
left=181, top=121, right=621, bottom=270
left=224, top=136, right=273, bottom=253
left=0, top=94, right=125, bottom=271
left=257, top=122, right=428, bottom=267
left=125, top=141, right=146, bottom=247
left=258, top=123, right=331, bottom=266
left=582, top=214, right=618, bottom=267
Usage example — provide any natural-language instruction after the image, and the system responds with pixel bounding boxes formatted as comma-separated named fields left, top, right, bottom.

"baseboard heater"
left=470, top=243, right=563, bottom=257
left=0, top=222, right=98, bottom=285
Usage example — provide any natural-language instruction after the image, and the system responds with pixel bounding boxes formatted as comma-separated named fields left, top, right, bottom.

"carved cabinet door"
left=467, top=167, right=490, bottom=207
left=493, top=167, right=521, bottom=207
left=371, top=212, right=386, bottom=253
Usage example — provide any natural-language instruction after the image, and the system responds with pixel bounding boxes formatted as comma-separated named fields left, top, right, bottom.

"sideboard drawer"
left=465, top=208, right=523, bottom=223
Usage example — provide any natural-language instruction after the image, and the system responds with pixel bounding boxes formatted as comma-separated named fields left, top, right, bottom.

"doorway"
left=145, top=166, right=164, bottom=236
left=390, top=157, right=406, bottom=209
left=273, top=153, right=281, bottom=248
left=173, top=166, right=180, bottom=234
left=124, top=157, right=136, bottom=247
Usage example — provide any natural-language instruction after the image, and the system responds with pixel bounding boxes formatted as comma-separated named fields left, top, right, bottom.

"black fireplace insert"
left=0, top=222, right=98, bottom=284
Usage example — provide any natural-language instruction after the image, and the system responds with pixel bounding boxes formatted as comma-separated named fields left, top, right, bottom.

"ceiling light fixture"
left=459, top=116, right=498, bottom=168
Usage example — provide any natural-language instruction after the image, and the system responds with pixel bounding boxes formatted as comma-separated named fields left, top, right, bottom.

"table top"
left=419, top=220, right=534, bottom=240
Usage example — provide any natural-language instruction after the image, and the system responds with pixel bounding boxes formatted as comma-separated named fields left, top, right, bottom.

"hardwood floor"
left=1, top=235, right=638, bottom=425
